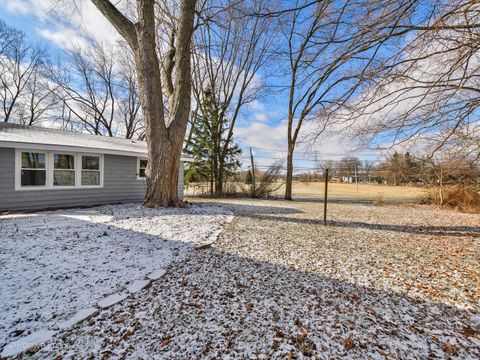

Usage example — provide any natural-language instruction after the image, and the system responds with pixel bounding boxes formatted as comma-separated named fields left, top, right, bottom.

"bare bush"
left=422, top=186, right=480, bottom=213
left=242, top=162, right=283, bottom=198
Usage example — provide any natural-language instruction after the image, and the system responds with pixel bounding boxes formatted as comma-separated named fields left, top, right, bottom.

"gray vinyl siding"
left=0, top=147, right=185, bottom=211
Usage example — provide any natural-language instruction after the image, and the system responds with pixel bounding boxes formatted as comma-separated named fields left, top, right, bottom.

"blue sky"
left=0, top=0, right=377, bottom=171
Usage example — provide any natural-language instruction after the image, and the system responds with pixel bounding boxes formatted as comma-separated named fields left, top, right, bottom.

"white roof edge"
left=0, top=141, right=194, bottom=162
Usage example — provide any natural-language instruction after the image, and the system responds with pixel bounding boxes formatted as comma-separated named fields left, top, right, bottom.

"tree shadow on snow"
left=3, top=202, right=479, bottom=359
left=204, top=201, right=480, bottom=238
left=36, top=245, right=480, bottom=359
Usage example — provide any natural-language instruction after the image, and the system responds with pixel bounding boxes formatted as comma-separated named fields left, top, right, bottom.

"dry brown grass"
left=186, top=181, right=426, bottom=203
left=273, top=181, right=426, bottom=202
left=423, top=186, right=480, bottom=213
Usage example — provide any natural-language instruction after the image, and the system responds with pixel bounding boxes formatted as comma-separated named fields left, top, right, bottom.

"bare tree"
left=117, top=46, right=143, bottom=139
left=18, top=67, right=58, bottom=126
left=89, top=0, right=196, bottom=207
left=275, top=0, right=420, bottom=200
left=0, top=20, right=22, bottom=57
left=349, top=1, right=480, bottom=157
left=50, top=44, right=117, bottom=136
left=188, top=0, right=275, bottom=194
left=0, top=26, right=47, bottom=123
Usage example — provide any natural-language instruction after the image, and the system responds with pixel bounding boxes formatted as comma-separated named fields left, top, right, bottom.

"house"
left=0, top=123, right=192, bottom=211
left=341, top=176, right=359, bottom=183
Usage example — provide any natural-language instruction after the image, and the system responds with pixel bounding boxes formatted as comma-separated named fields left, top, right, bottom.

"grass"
left=273, top=181, right=426, bottom=202
left=186, top=181, right=427, bottom=203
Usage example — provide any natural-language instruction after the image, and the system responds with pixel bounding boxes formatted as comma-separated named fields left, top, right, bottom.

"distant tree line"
left=293, top=153, right=480, bottom=187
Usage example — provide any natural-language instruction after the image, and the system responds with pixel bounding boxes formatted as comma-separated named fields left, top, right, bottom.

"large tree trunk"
left=135, top=0, right=194, bottom=207
left=133, top=0, right=175, bottom=207
left=91, top=0, right=195, bottom=207
left=144, top=135, right=183, bottom=207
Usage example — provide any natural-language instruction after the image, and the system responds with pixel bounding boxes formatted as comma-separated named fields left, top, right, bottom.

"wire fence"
left=185, top=169, right=428, bottom=205
left=185, top=147, right=479, bottom=204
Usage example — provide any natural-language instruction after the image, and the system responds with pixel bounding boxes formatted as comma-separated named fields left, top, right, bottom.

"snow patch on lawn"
left=0, top=203, right=233, bottom=349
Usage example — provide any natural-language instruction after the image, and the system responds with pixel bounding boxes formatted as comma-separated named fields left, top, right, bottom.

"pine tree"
left=185, top=90, right=241, bottom=195
left=245, top=170, right=253, bottom=185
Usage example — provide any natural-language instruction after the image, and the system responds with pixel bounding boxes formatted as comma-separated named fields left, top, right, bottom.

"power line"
left=242, top=145, right=379, bottom=157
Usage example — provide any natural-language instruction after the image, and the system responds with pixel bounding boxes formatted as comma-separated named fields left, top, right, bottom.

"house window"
left=81, top=155, right=101, bottom=186
left=53, top=154, right=75, bottom=186
left=138, top=159, right=148, bottom=178
left=21, top=152, right=46, bottom=186
left=15, top=150, right=103, bottom=190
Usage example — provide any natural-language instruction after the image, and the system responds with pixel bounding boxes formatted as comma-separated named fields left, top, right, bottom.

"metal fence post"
left=324, top=168, right=329, bottom=226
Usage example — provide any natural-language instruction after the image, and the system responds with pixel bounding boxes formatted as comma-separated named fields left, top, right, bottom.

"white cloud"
left=236, top=122, right=286, bottom=151
left=235, top=120, right=367, bottom=170
left=3, top=0, right=30, bottom=15
left=243, top=100, right=283, bottom=125
left=254, top=113, right=268, bottom=122
left=37, top=26, right=88, bottom=49
left=246, top=100, right=266, bottom=112
left=1, top=0, right=123, bottom=50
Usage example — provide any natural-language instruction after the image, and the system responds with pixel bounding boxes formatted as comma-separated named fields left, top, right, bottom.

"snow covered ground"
left=0, top=203, right=233, bottom=352
left=22, top=199, right=479, bottom=359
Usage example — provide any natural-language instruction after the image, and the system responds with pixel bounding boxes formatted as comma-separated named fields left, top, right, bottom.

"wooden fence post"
left=324, top=168, right=329, bottom=226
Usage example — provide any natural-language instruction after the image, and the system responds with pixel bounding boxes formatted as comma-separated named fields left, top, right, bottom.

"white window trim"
left=51, top=151, right=77, bottom=189
left=80, top=153, right=104, bottom=188
left=137, top=157, right=147, bottom=180
left=15, top=150, right=49, bottom=190
left=15, top=149, right=104, bottom=191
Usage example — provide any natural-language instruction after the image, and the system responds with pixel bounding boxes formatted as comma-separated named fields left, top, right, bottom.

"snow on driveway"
left=0, top=203, right=233, bottom=348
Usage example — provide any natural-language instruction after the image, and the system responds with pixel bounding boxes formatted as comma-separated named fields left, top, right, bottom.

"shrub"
left=241, top=162, right=283, bottom=198
left=423, top=185, right=480, bottom=212
left=372, top=193, right=385, bottom=206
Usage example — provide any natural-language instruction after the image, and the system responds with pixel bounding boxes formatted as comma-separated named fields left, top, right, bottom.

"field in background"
left=274, top=181, right=426, bottom=202
left=186, top=181, right=427, bottom=203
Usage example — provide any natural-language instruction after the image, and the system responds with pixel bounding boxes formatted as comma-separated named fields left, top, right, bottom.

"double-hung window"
left=81, top=155, right=101, bottom=186
left=54, top=154, right=75, bottom=186
left=20, top=152, right=46, bottom=187
left=16, top=150, right=103, bottom=190
left=138, top=158, right=148, bottom=179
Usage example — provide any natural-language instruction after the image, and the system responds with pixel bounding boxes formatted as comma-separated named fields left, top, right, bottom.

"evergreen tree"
left=245, top=170, right=253, bottom=185
left=185, top=90, right=241, bottom=194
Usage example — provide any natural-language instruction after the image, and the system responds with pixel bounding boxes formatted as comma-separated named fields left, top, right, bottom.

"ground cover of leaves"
left=27, top=199, right=480, bottom=359
left=0, top=203, right=232, bottom=349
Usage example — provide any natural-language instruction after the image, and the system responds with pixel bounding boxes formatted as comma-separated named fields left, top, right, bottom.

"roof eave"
left=0, top=141, right=194, bottom=162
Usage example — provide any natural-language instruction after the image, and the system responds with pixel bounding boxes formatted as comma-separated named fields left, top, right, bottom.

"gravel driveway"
left=25, top=199, right=480, bottom=359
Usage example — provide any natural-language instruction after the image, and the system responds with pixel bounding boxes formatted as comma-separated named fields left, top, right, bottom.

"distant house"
left=341, top=176, right=360, bottom=183
left=0, top=123, right=192, bottom=211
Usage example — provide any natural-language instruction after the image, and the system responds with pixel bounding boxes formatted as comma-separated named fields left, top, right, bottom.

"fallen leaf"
left=348, top=293, right=361, bottom=302
left=463, top=326, right=478, bottom=338
left=444, top=342, right=456, bottom=354
left=195, top=243, right=213, bottom=250
left=297, top=327, right=308, bottom=342
left=343, top=335, right=355, bottom=350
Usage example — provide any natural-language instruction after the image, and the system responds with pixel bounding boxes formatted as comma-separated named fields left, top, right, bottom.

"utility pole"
left=250, top=147, right=256, bottom=198
left=324, top=168, right=329, bottom=226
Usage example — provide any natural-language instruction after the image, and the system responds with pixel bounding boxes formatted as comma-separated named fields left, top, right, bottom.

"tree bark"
left=285, top=141, right=294, bottom=200
left=91, top=0, right=195, bottom=207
